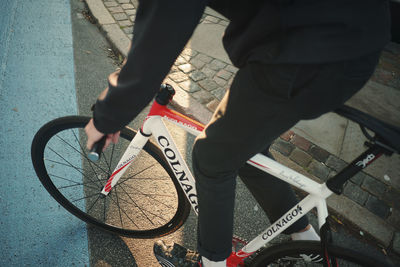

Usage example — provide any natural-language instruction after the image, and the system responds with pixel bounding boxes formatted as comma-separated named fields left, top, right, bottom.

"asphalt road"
left=1, top=0, right=396, bottom=266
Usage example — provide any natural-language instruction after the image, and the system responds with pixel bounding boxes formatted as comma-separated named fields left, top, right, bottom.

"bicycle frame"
left=99, top=99, right=334, bottom=263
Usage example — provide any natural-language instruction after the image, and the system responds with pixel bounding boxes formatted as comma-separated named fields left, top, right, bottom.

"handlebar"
left=88, top=136, right=106, bottom=161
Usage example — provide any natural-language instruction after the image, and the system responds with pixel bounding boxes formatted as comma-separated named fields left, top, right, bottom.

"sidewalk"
left=85, top=0, right=400, bottom=256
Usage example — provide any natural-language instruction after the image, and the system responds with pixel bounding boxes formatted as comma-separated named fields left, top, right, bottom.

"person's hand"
left=85, top=118, right=120, bottom=151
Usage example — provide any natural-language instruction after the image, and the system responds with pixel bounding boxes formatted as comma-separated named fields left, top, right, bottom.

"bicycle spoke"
left=107, top=194, right=139, bottom=228
left=85, top=193, right=103, bottom=214
left=116, top=185, right=169, bottom=225
left=114, top=187, right=124, bottom=228
left=47, top=146, right=101, bottom=188
left=116, top=162, right=161, bottom=187
left=120, top=183, right=177, bottom=209
left=115, top=189, right=158, bottom=226
left=45, top=158, right=84, bottom=171
left=69, top=130, right=109, bottom=177
left=103, top=195, right=106, bottom=223
left=72, top=191, right=103, bottom=204
left=119, top=176, right=170, bottom=181
left=49, top=173, right=103, bottom=191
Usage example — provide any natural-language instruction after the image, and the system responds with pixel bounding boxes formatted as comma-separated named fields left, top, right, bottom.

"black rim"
left=32, top=116, right=186, bottom=237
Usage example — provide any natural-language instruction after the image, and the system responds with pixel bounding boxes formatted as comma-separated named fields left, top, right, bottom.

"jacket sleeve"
left=93, top=0, right=207, bottom=133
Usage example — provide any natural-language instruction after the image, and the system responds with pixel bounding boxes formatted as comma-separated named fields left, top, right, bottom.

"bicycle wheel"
left=31, top=116, right=190, bottom=237
left=248, top=241, right=393, bottom=267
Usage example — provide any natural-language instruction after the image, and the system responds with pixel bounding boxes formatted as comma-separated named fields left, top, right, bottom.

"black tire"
left=248, top=241, right=393, bottom=267
left=31, top=116, right=190, bottom=238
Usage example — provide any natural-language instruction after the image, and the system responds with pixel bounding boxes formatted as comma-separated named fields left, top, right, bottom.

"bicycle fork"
left=100, top=130, right=150, bottom=195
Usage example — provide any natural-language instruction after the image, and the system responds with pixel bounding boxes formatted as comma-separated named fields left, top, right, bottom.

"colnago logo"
left=356, top=154, right=375, bottom=168
left=158, top=136, right=199, bottom=213
left=164, top=116, right=199, bottom=131
left=262, top=205, right=303, bottom=241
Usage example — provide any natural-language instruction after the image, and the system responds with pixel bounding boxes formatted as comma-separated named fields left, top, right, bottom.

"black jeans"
left=192, top=51, right=381, bottom=261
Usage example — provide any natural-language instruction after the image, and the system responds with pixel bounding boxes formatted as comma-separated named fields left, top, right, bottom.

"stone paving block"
left=169, top=65, right=179, bottom=73
left=280, top=130, right=294, bottom=142
left=325, top=155, right=347, bottom=172
left=350, top=171, right=366, bottom=186
left=271, top=139, right=295, bottom=156
left=219, top=20, right=229, bottom=27
left=189, top=70, right=207, bottom=82
left=204, top=15, right=220, bottom=23
left=213, top=76, right=227, bottom=87
left=308, top=145, right=330, bottom=163
left=121, top=3, right=134, bottom=9
left=328, top=170, right=337, bottom=179
left=190, top=57, right=206, bottom=69
left=227, top=77, right=234, bottom=87
left=387, top=208, right=400, bottom=230
left=104, top=1, right=118, bottom=7
left=178, top=80, right=201, bottom=93
left=308, top=160, right=330, bottom=181
left=113, top=12, right=128, bottom=21
left=365, top=195, right=391, bottom=219
left=108, top=6, right=123, bottom=13
left=216, top=69, right=233, bottom=80
left=291, top=134, right=312, bottom=151
left=122, top=26, right=133, bottom=34
left=290, top=148, right=312, bottom=167
left=209, top=59, right=227, bottom=71
left=118, top=20, right=132, bottom=27
left=383, top=188, right=400, bottom=210
left=210, top=88, right=226, bottom=101
left=117, top=0, right=130, bottom=3
left=125, top=9, right=136, bottom=16
left=393, top=232, right=400, bottom=255
left=206, top=99, right=220, bottom=112
left=178, top=63, right=195, bottom=74
left=225, top=64, right=238, bottom=73
left=343, top=181, right=369, bottom=206
left=201, top=67, right=217, bottom=79
left=175, top=56, right=187, bottom=65
left=181, top=54, right=192, bottom=62
left=129, top=15, right=135, bottom=22
left=199, top=79, right=219, bottom=92
left=192, top=89, right=214, bottom=104
left=169, top=71, right=188, bottom=83
left=182, top=48, right=198, bottom=57
left=372, top=64, right=400, bottom=89
left=195, top=52, right=212, bottom=63
left=361, top=175, right=387, bottom=198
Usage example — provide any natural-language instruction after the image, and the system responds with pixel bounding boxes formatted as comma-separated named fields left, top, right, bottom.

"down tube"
left=150, top=118, right=199, bottom=215
left=240, top=194, right=322, bottom=256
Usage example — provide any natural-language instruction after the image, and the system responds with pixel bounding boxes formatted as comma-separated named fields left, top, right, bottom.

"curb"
left=83, top=0, right=399, bottom=255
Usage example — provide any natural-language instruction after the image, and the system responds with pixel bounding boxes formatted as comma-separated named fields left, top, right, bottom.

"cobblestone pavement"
left=86, top=0, right=400, bottom=256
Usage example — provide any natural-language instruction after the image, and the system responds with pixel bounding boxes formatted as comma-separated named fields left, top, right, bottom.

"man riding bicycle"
left=85, top=0, right=391, bottom=266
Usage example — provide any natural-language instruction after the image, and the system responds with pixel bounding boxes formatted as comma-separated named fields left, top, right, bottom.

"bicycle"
left=31, top=84, right=399, bottom=266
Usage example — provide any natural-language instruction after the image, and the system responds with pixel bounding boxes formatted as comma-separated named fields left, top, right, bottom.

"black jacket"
left=93, top=0, right=390, bottom=133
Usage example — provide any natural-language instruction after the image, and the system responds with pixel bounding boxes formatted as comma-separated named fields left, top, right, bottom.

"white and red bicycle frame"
left=99, top=97, right=334, bottom=265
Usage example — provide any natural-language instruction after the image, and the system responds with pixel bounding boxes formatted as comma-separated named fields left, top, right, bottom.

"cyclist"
left=85, top=0, right=391, bottom=266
